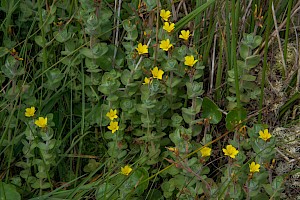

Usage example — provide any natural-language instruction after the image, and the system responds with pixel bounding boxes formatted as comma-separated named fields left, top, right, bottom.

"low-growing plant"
left=0, top=0, right=298, bottom=199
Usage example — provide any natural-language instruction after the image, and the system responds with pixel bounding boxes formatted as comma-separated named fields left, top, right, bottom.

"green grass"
left=0, top=0, right=299, bottom=199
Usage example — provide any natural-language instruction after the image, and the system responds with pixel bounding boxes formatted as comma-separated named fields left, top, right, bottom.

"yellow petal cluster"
left=222, top=145, right=239, bottom=159
left=259, top=129, right=271, bottom=141
left=35, top=117, right=48, bottom=128
left=136, top=43, right=148, bottom=55
left=108, top=121, right=119, bottom=134
left=184, top=55, right=198, bottom=67
left=121, top=165, right=132, bottom=176
left=25, top=107, right=36, bottom=117
left=151, top=67, right=164, bottom=80
left=160, top=9, right=171, bottom=21
left=143, top=77, right=151, bottom=84
left=163, top=22, right=175, bottom=33
left=106, top=109, right=118, bottom=121
left=159, top=39, right=173, bottom=51
left=179, top=30, right=191, bottom=41
left=200, top=147, right=212, bottom=157
left=249, top=162, right=260, bottom=173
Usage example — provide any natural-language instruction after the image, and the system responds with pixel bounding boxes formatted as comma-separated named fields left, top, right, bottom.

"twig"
left=271, top=2, right=287, bottom=78
left=113, top=0, right=122, bottom=67
left=170, top=0, right=177, bottom=21
left=255, top=0, right=300, bottom=56
left=210, top=24, right=218, bottom=94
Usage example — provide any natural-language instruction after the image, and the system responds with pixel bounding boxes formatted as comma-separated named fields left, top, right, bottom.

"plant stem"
left=283, top=0, right=293, bottom=61
left=258, top=0, right=273, bottom=123
left=231, top=0, right=242, bottom=117
left=215, top=33, right=224, bottom=102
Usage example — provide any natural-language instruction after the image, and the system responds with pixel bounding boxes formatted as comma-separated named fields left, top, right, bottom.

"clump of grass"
left=0, top=0, right=299, bottom=199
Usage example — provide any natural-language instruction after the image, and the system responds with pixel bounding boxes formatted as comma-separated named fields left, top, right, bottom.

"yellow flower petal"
left=151, top=67, right=164, bottom=80
left=143, top=77, right=151, bottom=84
left=35, top=117, right=47, bottom=128
left=259, top=129, right=271, bottom=141
left=179, top=30, right=191, bottom=41
left=136, top=43, right=148, bottom=55
left=121, top=165, right=132, bottom=176
left=200, top=147, right=212, bottom=157
left=159, top=39, right=173, bottom=51
left=106, top=109, right=118, bottom=121
left=25, top=107, right=36, bottom=117
left=222, top=145, right=239, bottom=159
left=249, top=162, right=260, bottom=173
left=184, top=55, right=198, bottom=67
left=163, top=22, right=175, bottom=33
left=107, top=121, right=119, bottom=133
left=160, top=9, right=171, bottom=21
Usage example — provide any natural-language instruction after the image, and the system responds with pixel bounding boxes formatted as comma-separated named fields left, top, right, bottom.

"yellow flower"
left=259, top=129, right=271, bottom=141
left=200, top=147, right=212, bottom=157
left=25, top=107, right=36, bottom=117
left=121, top=165, right=132, bottom=176
left=160, top=9, right=171, bottom=21
left=136, top=43, right=148, bottom=55
left=35, top=117, right=47, bottom=128
left=106, top=109, right=118, bottom=121
left=163, top=22, right=175, bottom=33
left=143, top=77, right=151, bottom=84
left=249, top=162, right=260, bottom=173
left=151, top=67, right=164, bottom=80
left=222, top=145, right=239, bottom=159
left=179, top=30, right=191, bottom=41
left=108, top=121, right=119, bottom=133
left=159, top=39, right=173, bottom=51
left=184, top=55, right=198, bottom=67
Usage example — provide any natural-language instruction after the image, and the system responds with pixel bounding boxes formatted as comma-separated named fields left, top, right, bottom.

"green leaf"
left=241, top=74, right=256, bottom=81
left=240, top=44, right=250, bottom=60
left=54, top=29, right=71, bottom=43
left=202, top=97, right=222, bottom=124
left=225, top=109, right=247, bottom=130
left=34, top=35, right=45, bottom=47
left=124, top=29, right=138, bottom=41
left=122, top=20, right=136, bottom=32
left=262, top=184, right=273, bottom=196
left=93, top=43, right=108, bottom=57
left=172, top=46, right=188, bottom=61
left=163, top=59, right=178, bottom=72
left=245, top=55, right=260, bottom=69
left=0, top=182, right=21, bottom=200
left=144, top=0, right=157, bottom=11
left=251, top=193, right=269, bottom=200
left=175, top=0, right=216, bottom=32
left=1, top=56, right=24, bottom=79
left=240, top=93, right=250, bottom=103
left=182, top=107, right=197, bottom=124
left=242, top=33, right=262, bottom=49
left=171, top=113, right=183, bottom=127
left=83, top=159, right=100, bottom=173
left=120, top=99, right=135, bottom=113
left=272, top=176, right=284, bottom=191
left=125, top=168, right=149, bottom=195
left=0, top=47, right=9, bottom=57
left=186, top=82, right=204, bottom=98
left=98, top=80, right=120, bottom=95
left=80, top=48, right=96, bottom=59
left=46, top=68, right=64, bottom=83
left=96, top=183, right=119, bottom=199
left=166, top=77, right=182, bottom=88
left=120, top=69, right=131, bottom=85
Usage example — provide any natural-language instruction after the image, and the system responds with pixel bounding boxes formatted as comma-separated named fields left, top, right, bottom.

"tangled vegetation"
left=0, top=0, right=299, bottom=199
